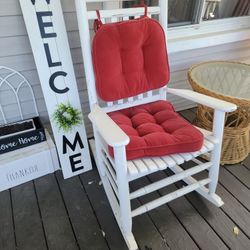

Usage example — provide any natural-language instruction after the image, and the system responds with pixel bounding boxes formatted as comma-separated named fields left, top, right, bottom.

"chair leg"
left=123, top=232, right=138, bottom=250
left=209, top=110, right=225, bottom=194
left=114, top=146, right=138, bottom=250
left=118, top=181, right=137, bottom=250
left=94, top=130, right=106, bottom=177
left=209, top=144, right=221, bottom=194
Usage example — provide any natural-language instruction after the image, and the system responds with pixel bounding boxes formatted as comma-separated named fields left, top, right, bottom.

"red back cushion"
left=92, top=17, right=170, bottom=101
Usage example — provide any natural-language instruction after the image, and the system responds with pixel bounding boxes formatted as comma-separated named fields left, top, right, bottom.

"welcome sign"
left=19, top=0, right=92, bottom=178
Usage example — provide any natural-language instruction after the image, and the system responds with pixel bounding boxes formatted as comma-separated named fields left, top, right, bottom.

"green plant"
left=52, top=103, right=82, bottom=132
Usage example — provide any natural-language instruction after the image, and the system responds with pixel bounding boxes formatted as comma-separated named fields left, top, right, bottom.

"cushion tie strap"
left=133, top=3, right=148, bottom=17
left=94, top=2, right=148, bottom=32
left=94, top=10, right=103, bottom=32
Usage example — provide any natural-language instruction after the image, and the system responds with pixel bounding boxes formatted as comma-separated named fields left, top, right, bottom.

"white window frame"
left=118, top=0, right=250, bottom=54
left=168, top=16, right=250, bottom=54
left=166, top=0, right=250, bottom=53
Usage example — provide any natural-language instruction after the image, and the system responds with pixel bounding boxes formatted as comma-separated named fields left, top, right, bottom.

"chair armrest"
left=167, top=88, right=237, bottom=112
left=88, top=104, right=130, bottom=147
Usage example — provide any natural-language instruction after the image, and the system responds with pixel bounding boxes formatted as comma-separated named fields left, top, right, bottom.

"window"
left=168, top=0, right=202, bottom=26
left=122, top=0, right=250, bottom=52
left=203, top=0, right=250, bottom=20
left=123, top=0, right=202, bottom=26
left=123, top=0, right=250, bottom=25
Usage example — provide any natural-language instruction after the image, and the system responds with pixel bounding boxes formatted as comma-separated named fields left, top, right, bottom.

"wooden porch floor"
left=1, top=109, right=250, bottom=250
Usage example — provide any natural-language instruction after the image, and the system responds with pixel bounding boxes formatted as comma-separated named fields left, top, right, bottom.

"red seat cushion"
left=108, top=101, right=204, bottom=160
left=92, top=17, right=170, bottom=101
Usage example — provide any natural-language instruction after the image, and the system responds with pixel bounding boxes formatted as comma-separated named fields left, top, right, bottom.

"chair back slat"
left=159, top=86, right=167, bottom=100
left=111, top=17, right=118, bottom=23
left=147, top=91, right=153, bottom=98
left=107, top=101, right=114, bottom=107
left=128, top=97, right=134, bottom=103
left=137, top=94, right=143, bottom=100
left=87, top=7, right=160, bottom=20
left=117, top=99, right=124, bottom=105
left=102, top=87, right=166, bottom=113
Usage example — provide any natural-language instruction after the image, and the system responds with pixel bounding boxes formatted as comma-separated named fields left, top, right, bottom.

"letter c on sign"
left=49, top=71, right=69, bottom=94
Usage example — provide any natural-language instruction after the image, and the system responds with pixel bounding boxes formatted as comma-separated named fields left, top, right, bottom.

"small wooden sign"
left=0, top=117, right=46, bottom=154
left=19, top=0, right=92, bottom=178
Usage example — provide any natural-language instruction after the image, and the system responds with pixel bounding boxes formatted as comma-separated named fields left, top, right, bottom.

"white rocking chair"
left=75, top=1, right=237, bottom=249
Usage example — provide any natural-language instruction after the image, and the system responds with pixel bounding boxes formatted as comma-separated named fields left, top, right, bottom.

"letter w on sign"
left=19, top=0, right=92, bottom=178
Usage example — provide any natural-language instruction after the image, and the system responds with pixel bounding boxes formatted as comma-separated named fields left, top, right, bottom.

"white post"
left=159, top=0, right=168, bottom=36
left=159, top=0, right=168, bottom=101
left=209, top=110, right=225, bottom=193
left=114, top=146, right=131, bottom=233
left=94, top=128, right=106, bottom=177
left=75, top=0, right=98, bottom=109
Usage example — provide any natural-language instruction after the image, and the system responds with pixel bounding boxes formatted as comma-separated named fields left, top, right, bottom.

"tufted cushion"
left=92, top=17, right=170, bottom=101
left=108, top=101, right=204, bottom=160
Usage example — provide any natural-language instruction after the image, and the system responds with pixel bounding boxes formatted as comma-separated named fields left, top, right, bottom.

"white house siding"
left=0, top=0, right=250, bottom=137
left=167, top=40, right=250, bottom=110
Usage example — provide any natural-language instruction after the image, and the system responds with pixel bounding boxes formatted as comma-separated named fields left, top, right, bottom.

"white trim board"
left=168, top=16, right=250, bottom=54
left=168, top=28, right=250, bottom=54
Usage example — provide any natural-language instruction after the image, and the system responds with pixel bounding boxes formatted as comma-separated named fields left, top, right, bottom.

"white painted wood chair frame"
left=0, top=66, right=38, bottom=124
left=75, top=1, right=237, bottom=249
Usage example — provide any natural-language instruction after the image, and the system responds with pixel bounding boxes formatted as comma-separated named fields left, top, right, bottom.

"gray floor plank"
left=55, top=171, right=109, bottom=250
left=217, top=183, right=250, bottom=239
left=179, top=109, right=196, bottom=122
left=243, top=155, right=250, bottom=169
left=2, top=129, right=249, bottom=250
left=182, top=192, right=250, bottom=249
left=34, top=173, right=79, bottom=250
left=79, top=168, right=128, bottom=250
left=178, top=163, right=250, bottom=249
left=130, top=177, right=199, bottom=250
left=12, top=181, right=47, bottom=250
left=0, top=190, right=16, bottom=250
left=181, top=162, right=250, bottom=238
left=87, top=145, right=169, bottom=250
left=132, top=202, right=170, bottom=250
left=148, top=171, right=228, bottom=250
left=225, top=164, right=250, bottom=189
left=80, top=171, right=170, bottom=250
left=130, top=190, right=170, bottom=250
left=219, top=167, right=250, bottom=211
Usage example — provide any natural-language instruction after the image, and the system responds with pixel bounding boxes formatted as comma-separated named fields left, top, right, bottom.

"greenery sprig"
left=52, top=103, right=82, bottom=132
